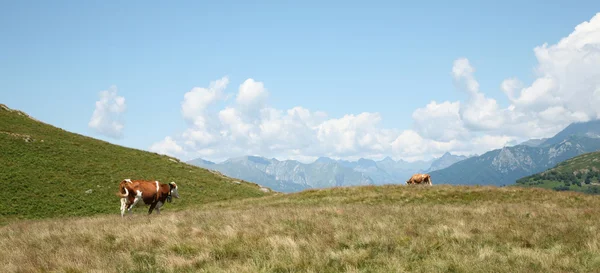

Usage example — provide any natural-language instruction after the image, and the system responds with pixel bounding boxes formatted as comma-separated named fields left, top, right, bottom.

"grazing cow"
left=406, top=173, right=432, bottom=186
left=118, top=179, right=179, bottom=217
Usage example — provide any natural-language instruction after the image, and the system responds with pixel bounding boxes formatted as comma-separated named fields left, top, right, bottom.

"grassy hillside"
left=1, top=185, right=600, bottom=272
left=516, top=150, right=600, bottom=194
left=0, top=104, right=272, bottom=222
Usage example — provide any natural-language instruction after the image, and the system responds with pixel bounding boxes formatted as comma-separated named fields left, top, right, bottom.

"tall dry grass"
left=2, top=185, right=600, bottom=272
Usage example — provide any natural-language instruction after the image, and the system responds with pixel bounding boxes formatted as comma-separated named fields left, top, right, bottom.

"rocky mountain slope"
left=430, top=120, right=600, bottom=186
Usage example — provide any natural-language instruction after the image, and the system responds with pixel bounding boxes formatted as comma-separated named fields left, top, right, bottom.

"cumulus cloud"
left=412, top=101, right=468, bottom=142
left=390, top=130, right=514, bottom=161
left=451, top=58, right=504, bottom=131
left=437, top=12, right=600, bottom=141
left=88, top=86, right=126, bottom=138
left=150, top=13, right=600, bottom=163
left=452, top=58, right=479, bottom=95
left=511, top=13, right=600, bottom=122
left=150, top=77, right=401, bottom=162
left=236, top=78, right=268, bottom=117
left=150, top=74, right=517, bottom=163
left=149, top=136, right=184, bottom=157
left=181, top=76, right=229, bottom=128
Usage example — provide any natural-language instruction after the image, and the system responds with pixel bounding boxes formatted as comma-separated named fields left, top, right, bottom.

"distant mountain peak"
left=315, top=156, right=336, bottom=164
left=357, top=158, right=377, bottom=166
left=187, top=158, right=215, bottom=165
left=380, top=156, right=395, bottom=162
left=245, top=155, right=271, bottom=165
left=426, top=152, right=468, bottom=172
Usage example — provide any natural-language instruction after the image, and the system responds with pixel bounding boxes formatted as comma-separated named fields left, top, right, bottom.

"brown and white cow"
left=406, top=173, right=432, bottom=186
left=117, top=179, right=180, bottom=217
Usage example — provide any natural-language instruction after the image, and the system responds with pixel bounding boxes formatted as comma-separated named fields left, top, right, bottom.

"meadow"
left=2, top=185, right=600, bottom=273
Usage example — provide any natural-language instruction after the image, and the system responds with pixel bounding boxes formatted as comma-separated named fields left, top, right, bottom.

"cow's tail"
left=116, top=183, right=129, bottom=197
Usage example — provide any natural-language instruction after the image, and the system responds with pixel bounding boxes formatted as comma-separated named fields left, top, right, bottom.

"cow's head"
left=169, top=182, right=180, bottom=199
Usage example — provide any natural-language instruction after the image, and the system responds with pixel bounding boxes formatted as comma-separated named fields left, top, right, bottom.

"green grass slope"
left=516, top=150, right=600, bottom=194
left=2, top=185, right=600, bottom=272
left=0, top=104, right=272, bottom=222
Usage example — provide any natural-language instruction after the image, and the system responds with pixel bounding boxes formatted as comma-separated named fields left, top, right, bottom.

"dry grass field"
left=2, top=185, right=600, bottom=273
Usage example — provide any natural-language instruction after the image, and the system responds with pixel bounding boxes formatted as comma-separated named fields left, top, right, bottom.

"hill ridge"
left=0, top=104, right=272, bottom=222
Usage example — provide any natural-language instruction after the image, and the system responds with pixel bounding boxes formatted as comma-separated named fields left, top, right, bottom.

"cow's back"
left=407, top=173, right=431, bottom=185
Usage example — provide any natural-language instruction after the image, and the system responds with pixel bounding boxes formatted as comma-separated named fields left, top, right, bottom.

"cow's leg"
left=155, top=201, right=163, bottom=214
left=128, top=190, right=143, bottom=214
left=120, top=198, right=128, bottom=217
left=127, top=197, right=135, bottom=216
left=148, top=202, right=157, bottom=215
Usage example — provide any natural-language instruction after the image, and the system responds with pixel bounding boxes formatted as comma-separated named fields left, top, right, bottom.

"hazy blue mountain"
left=188, top=155, right=434, bottom=192
left=189, top=156, right=375, bottom=192
left=430, top=120, right=600, bottom=186
left=336, top=158, right=398, bottom=185
left=426, top=152, right=468, bottom=172
left=191, top=156, right=306, bottom=192
left=187, top=158, right=215, bottom=166
left=375, top=157, right=433, bottom=179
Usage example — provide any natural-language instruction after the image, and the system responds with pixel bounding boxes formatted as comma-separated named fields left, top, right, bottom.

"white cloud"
left=451, top=58, right=504, bottom=131
left=149, top=136, right=184, bottom=157
left=178, top=77, right=230, bottom=150
left=88, top=86, right=126, bottom=139
left=149, top=13, right=600, bottom=163
left=452, top=58, right=479, bottom=95
left=236, top=78, right=268, bottom=117
left=441, top=13, right=600, bottom=141
left=150, top=77, right=403, bottom=162
left=412, top=101, right=468, bottom=142
left=498, top=12, right=600, bottom=137
left=181, top=76, right=229, bottom=128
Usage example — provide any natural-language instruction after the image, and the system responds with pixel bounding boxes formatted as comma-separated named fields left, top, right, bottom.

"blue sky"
left=2, top=1, right=600, bottom=163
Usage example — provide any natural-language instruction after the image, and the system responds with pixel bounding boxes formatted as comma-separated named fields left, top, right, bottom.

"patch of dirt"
left=0, top=131, right=34, bottom=142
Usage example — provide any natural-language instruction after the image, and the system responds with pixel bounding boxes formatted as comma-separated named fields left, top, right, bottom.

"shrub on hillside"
left=553, top=185, right=570, bottom=191
left=584, top=186, right=600, bottom=195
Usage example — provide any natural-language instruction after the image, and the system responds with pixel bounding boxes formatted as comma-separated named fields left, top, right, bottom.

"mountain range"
left=188, top=152, right=468, bottom=192
left=190, top=119, right=600, bottom=191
